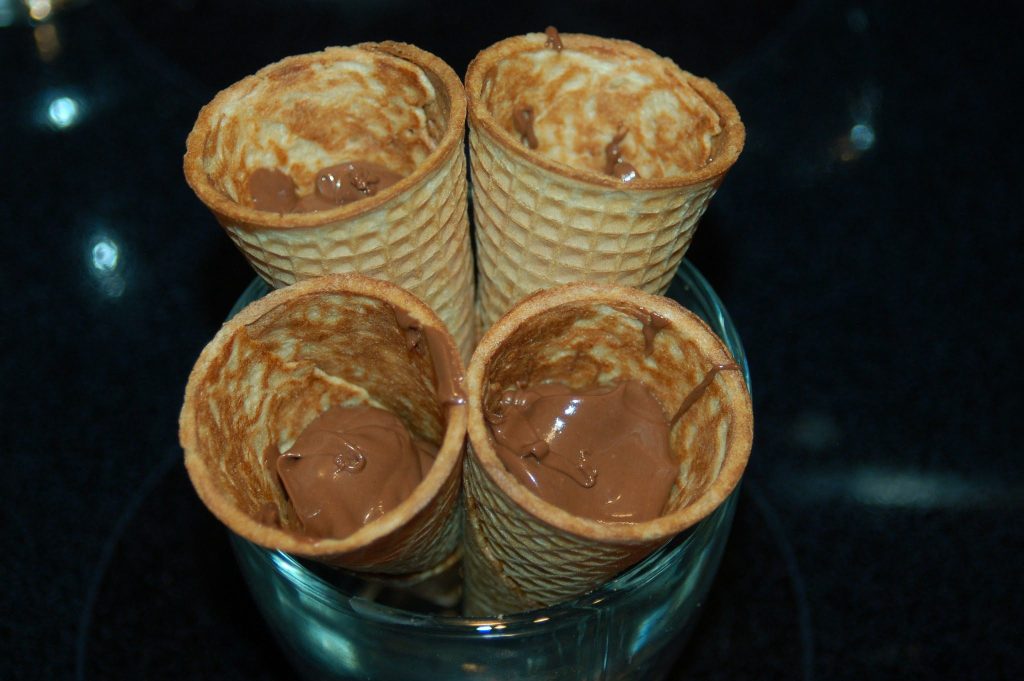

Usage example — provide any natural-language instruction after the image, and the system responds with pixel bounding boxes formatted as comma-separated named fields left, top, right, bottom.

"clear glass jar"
left=227, top=260, right=750, bottom=681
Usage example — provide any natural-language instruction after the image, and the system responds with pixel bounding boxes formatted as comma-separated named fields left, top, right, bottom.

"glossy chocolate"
left=604, top=128, right=640, bottom=182
left=487, top=381, right=677, bottom=523
left=544, top=26, right=563, bottom=52
left=246, top=161, right=403, bottom=213
left=246, top=167, right=298, bottom=213
left=276, top=405, right=436, bottom=539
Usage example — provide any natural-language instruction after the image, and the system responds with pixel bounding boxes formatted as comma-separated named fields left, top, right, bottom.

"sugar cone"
left=179, top=274, right=467, bottom=580
left=465, top=32, right=745, bottom=330
left=462, top=283, right=753, bottom=615
left=183, top=43, right=475, bottom=359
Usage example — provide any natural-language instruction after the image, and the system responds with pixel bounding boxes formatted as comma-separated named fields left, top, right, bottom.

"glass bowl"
left=226, top=259, right=750, bottom=681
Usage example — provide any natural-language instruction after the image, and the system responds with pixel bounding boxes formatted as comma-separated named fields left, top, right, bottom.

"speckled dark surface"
left=2, top=1, right=1021, bottom=679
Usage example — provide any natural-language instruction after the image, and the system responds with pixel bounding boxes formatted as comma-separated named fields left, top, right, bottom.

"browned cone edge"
left=465, top=282, right=754, bottom=546
left=465, top=32, right=745, bottom=191
left=183, top=42, right=467, bottom=231
left=179, top=274, right=468, bottom=570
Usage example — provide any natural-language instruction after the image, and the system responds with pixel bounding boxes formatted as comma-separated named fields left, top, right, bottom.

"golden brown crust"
left=182, top=43, right=476, bottom=358
left=466, top=281, right=753, bottom=545
left=183, top=42, right=467, bottom=230
left=466, top=32, right=746, bottom=331
left=179, top=274, right=467, bottom=574
left=465, top=32, right=745, bottom=191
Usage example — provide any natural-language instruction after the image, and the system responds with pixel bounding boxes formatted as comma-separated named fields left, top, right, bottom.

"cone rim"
left=464, top=281, right=753, bottom=545
left=183, top=43, right=467, bottom=231
left=179, top=273, right=468, bottom=561
left=465, top=32, right=745, bottom=191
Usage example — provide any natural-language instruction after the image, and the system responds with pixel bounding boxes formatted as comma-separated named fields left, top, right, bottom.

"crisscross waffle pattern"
left=470, top=123, right=718, bottom=330
left=221, top=146, right=475, bottom=359
left=463, top=450, right=647, bottom=615
left=464, top=33, right=744, bottom=331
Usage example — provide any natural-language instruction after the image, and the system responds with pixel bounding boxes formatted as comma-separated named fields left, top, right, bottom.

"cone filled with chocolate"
left=461, top=282, right=753, bottom=615
left=184, top=43, right=475, bottom=358
left=466, top=30, right=745, bottom=330
left=179, top=274, right=467, bottom=580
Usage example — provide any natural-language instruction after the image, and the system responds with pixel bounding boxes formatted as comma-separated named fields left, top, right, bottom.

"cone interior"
left=181, top=276, right=464, bottom=558
left=186, top=44, right=454, bottom=223
left=475, top=289, right=752, bottom=533
left=469, top=33, right=742, bottom=185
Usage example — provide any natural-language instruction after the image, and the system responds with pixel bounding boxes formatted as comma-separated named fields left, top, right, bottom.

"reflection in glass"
left=28, top=0, right=52, bottom=22
left=849, top=123, right=875, bottom=151
left=88, top=233, right=126, bottom=298
left=91, top=238, right=119, bottom=272
left=0, top=0, right=76, bottom=25
left=0, top=0, right=17, bottom=26
left=833, top=116, right=878, bottom=162
left=46, top=95, right=82, bottom=130
left=789, top=466, right=1022, bottom=510
left=34, top=22, right=61, bottom=62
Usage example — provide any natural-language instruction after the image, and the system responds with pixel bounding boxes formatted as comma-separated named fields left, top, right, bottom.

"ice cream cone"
left=179, top=274, right=467, bottom=580
left=184, top=43, right=475, bottom=358
left=461, top=282, right=753, bottom=615
left=465, top=32, right=745, bottom=330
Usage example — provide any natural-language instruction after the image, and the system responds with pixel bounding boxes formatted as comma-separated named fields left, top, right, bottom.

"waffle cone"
left=184, top=43, right=475, bottom=358
left=465, top=33, right=745, bottom=330
left=462, top=283, right=753, bottom=615
left=179, top=274, right=467, bottom=580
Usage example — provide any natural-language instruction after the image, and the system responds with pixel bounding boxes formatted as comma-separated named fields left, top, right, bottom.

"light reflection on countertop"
left=88, top=231, right=126, bottom=298
left=784, top=465, right=1022, bottom=510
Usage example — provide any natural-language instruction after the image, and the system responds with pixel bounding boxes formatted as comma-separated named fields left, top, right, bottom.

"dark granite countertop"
left=2, top=1, right=1020, bottom=679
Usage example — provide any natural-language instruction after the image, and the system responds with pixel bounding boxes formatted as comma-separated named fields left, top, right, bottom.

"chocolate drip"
left=262, top=443, right=282, bottom=468
left=392, top=305, right=465, bottom=407
left=544, top=26, right=563, bottom=52
left=424, top=325, right=466, bottom=406
left=639, top=311, right=670, bottom=355
left=256, top=502, right=280, bottom=527
left=671, top=363, right=740, bottom=425
left=604, top=128, right=640, bottom=182
left=513, top=106, right=539, bottom=149
left=392, top=306, right=424, bottom=352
